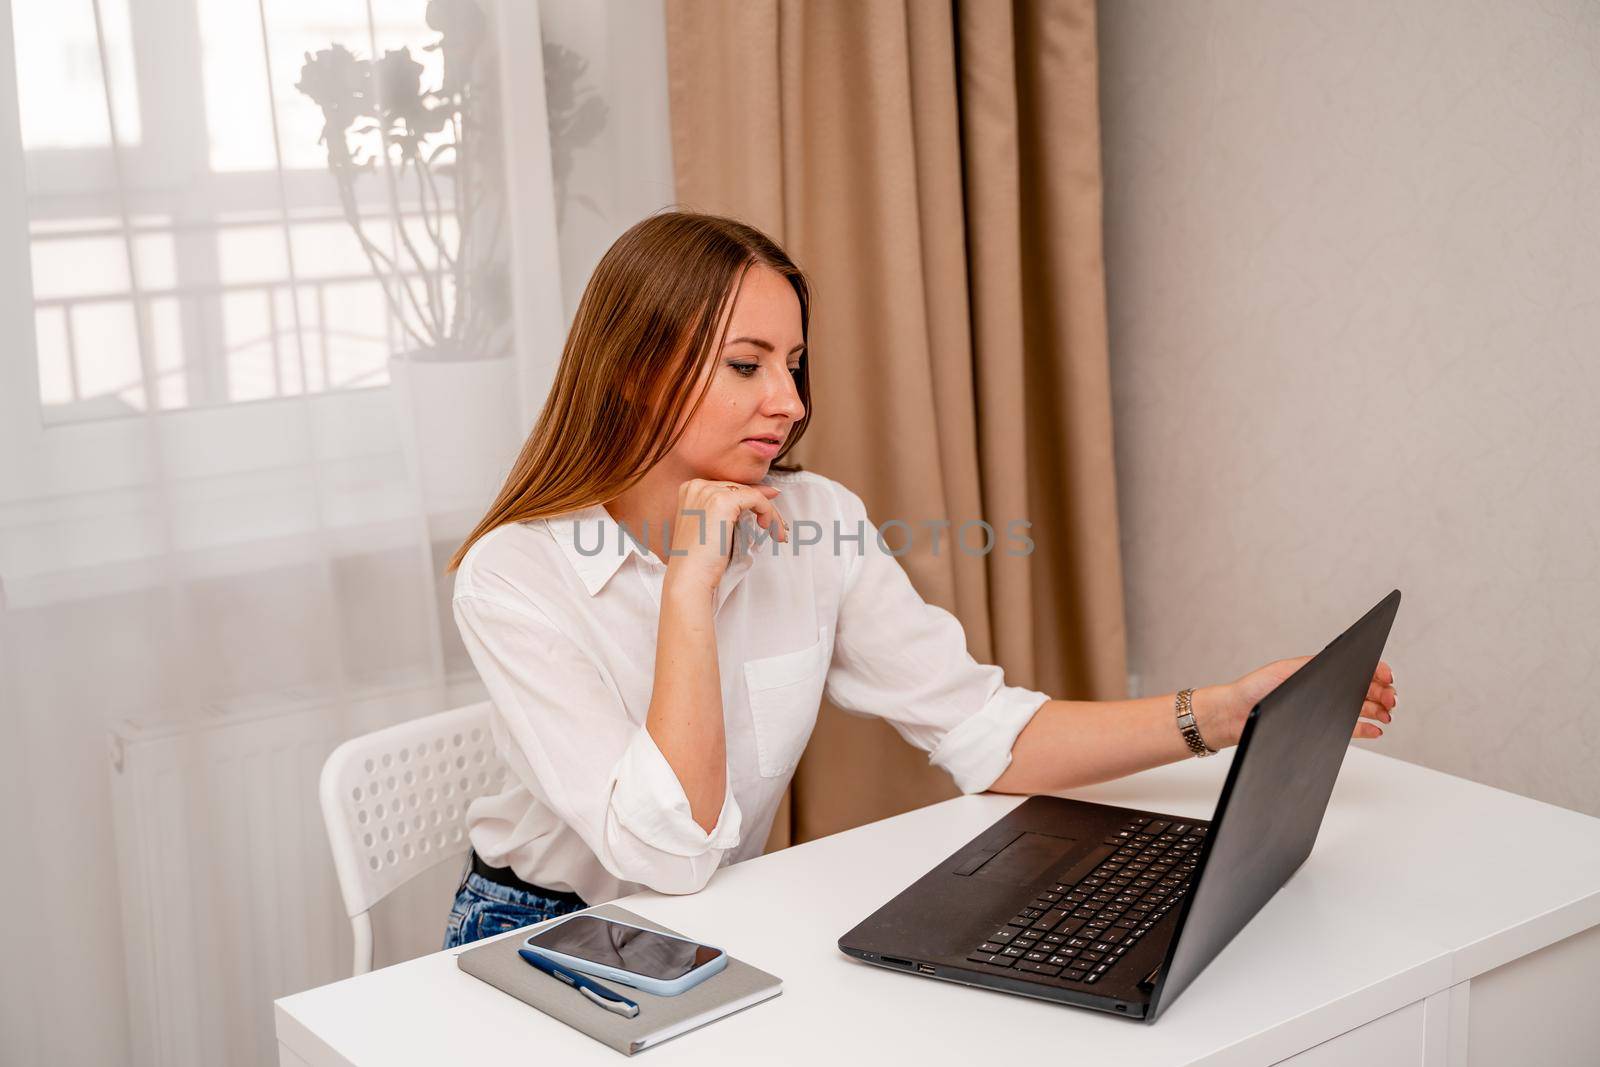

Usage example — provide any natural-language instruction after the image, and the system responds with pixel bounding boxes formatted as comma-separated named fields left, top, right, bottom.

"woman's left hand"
left=1218, top=656, right=1396, bottom=745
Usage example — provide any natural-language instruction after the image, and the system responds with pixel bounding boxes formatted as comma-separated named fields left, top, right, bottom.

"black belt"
left=469, top=850, right=587, bottom=907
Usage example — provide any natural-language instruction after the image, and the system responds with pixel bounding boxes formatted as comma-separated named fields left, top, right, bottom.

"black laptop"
left=838, top=590, right=1401, bottom=1022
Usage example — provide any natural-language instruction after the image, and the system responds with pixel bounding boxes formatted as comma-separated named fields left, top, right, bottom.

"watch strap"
left=1176, top=688, right=1217, bottom=758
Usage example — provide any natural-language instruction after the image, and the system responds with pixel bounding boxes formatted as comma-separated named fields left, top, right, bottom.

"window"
left=10, top=0, right=463, bottom=422
left=0, top=0, right=533, bottom=602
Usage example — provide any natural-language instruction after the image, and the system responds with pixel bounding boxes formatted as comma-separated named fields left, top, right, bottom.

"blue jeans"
left=443, top=863, right=589, bottom=950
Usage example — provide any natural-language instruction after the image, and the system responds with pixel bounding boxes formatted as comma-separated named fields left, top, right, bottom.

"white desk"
left=276, top=749, right=1600, bottom=1065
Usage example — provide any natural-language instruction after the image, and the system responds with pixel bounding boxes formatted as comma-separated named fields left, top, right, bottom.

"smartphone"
left=521, top=914, right=728, bottom=997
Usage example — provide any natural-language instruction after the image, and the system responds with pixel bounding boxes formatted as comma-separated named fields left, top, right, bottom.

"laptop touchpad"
left=971, top=832, right=1079, bottom=885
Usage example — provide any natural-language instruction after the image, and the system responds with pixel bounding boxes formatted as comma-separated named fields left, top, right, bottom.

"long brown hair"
left=446, top=211, right=812, bottom=573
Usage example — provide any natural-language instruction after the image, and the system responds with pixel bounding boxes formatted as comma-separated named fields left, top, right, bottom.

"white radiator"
left=109, top=678, right=485, bottom=1067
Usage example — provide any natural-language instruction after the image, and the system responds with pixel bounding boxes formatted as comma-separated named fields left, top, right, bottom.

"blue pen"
left=518, top=948, right=642, bottom=1019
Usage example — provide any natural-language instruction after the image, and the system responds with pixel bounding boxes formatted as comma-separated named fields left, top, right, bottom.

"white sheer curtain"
left=0, top=2, right=674, bottom=1064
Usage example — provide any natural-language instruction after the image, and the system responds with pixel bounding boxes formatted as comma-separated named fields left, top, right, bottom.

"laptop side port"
left=917, top=965, right=936, bottom=975
left=881, top=956, right=913, bottom=968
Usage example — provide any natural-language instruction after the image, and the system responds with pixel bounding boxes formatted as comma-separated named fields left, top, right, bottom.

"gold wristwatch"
left=1175, top=688, right=1217, bottom=758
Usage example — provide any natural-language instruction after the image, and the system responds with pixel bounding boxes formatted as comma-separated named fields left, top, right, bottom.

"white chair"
left=319, top=700, right=511, bottom=975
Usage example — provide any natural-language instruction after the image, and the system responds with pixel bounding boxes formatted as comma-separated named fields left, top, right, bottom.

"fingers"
left=1367, top=669, right=1397, bottom=725
left=731, top=485, right=787, bottom=543
left=1354, top=664, right=1397, bottom=739
left=680, top=478, right=780, bottom=501
left=746, top=493, right=788, bottom=542
left=709, top=485, right=786, bottom=542
left=678, top=480, right=788, bottom=546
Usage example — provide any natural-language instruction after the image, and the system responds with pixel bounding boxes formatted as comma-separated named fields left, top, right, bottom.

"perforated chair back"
left=318, top=700, right=510, bottom=974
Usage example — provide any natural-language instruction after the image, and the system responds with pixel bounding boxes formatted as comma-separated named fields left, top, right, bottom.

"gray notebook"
left=455, top=903, right=782, bottom=1056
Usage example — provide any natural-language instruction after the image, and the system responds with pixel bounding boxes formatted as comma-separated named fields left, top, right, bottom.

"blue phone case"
left=522, top=914, right=729, bottom=996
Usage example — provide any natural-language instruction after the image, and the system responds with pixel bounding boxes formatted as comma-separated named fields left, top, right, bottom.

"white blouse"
left=452, top=468, right=1051, bottom=905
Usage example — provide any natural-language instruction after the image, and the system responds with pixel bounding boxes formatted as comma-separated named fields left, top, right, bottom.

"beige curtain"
left=664, top=0, right=1127, bottom=852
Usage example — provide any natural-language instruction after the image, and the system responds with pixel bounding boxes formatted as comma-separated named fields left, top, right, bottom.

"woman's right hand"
left=664, top=479, right=787, bottom=594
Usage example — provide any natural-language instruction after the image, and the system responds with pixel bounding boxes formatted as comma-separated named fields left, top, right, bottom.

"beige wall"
left=1098, top=2, right=1600, bottom=816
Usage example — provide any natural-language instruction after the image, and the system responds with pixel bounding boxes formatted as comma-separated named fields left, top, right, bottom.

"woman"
left=440, top=211, right=1397, bottom=949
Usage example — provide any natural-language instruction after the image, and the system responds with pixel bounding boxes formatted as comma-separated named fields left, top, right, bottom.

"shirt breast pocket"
left=743, top=623, right=832, bottom=779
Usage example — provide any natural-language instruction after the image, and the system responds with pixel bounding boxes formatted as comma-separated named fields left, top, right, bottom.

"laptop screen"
left=1147, top=590, right=1400, bottom=1019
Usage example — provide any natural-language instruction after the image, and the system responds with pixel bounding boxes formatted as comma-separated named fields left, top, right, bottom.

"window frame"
left=0, top=0, right=472, bottom=506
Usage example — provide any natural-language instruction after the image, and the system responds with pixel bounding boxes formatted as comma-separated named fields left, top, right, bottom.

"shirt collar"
left=546, top=499, right=767, bottom=598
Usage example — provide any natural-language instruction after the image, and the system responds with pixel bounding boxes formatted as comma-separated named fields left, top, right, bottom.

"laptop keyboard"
left=964, top=815, right=1206, bottom=986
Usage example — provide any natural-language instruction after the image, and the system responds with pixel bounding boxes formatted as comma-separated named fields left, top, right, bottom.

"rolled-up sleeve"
left=453, top=593, right=741, bottom=894
left=821, top=482, right=1052, bottom=794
